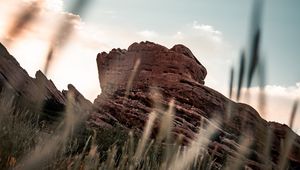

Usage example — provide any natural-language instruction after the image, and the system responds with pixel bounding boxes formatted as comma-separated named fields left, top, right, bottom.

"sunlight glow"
left=44, top=0, right=63, bottom=12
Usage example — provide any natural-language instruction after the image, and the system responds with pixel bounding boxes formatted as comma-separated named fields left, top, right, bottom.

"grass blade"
left=289, top=100, right=298, bottom=129
left=237, top=51, right=245, bottom=101
left=229, top=66, right=234, bottom=99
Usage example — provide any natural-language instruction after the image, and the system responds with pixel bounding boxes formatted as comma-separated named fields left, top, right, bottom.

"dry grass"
left=0, top=0, right=299, bottom=169
left=0, top=88, right=221, bottom=170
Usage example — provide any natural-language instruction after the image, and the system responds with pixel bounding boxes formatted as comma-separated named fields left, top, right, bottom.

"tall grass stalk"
left=134, top=111, right=157, bottom=165
left=43, top=0, right=90, bottom=75
left=229, top=66, right=234, bottom=99
left=125, top=58, right=141, bottom=97
left=169, top=118, right=219, bottom=170
left=288, top=100, right=298, bottom=129
left=278, top=131, right=296, bottom=170
left=157, top=99, right=175, bottom=143
left=237, top=51, right=245, bottom=101
left=224, top=135, right=253, bottom=170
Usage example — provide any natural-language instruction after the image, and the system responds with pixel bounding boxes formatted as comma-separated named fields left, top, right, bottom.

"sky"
left=0, top=0, right=299, bottom=133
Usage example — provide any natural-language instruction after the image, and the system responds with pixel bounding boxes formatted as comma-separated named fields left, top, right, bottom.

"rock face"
left=0, top=43, right=90, bottom=121
left=0, top=43, right=66, bottom=118
left=90, top=41, right=300, bottom=169
left=97, top=42, right=207, bottom=93
left=62, top=84, right=93, bottom=111
left=1, top=41, right=299, bottom=169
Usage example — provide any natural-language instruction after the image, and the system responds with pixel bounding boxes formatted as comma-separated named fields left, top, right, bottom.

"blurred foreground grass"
left=0, top=88, right=221, bottom=170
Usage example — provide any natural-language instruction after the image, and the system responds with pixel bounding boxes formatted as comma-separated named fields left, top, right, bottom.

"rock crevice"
left=91, top=41, right=300, bottom=169
left=0, top=41, right=299, bottom=169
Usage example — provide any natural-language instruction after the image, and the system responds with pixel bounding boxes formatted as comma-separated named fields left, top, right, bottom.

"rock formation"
left=0, top=41, right=299, bottom=169
left=90, top=41, right=300, bottom=169
left=0, top=43, right=90, bottom=121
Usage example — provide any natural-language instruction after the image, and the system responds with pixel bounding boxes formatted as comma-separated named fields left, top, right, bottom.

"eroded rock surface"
left=90, top=41, right=300, bottom=169
left=0, top=43, right=90, bottom=120
left=96, top=42, right=207, bottom=93
left=1, top=41, right=299, bottom=169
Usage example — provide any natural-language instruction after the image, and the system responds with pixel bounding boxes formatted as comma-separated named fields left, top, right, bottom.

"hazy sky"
left=79, top=0, right=300, bottom=86
left=0, top=0, right=299, bottom=132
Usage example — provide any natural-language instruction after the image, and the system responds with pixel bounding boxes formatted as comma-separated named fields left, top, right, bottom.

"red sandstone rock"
left=0, top=43, right=90, bottom=121
left=91, top=41, right=300, bottom=169
left=1, top=41, right=299, bottom=169
left=96, top=41, right=207, bottom=93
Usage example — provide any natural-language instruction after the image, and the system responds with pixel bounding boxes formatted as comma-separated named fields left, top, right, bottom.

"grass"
left=0, top=87, right=225, bottom=170
left=2, top=84, right=295, bottom=169
left=0, top=0, right=299, bottom=169
left=0, top=93, right=40, bottom=168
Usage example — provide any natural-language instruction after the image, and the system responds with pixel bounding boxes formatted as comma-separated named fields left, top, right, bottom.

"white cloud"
left=264, top=83, right=300, bottom=99
left=234, top=83, right=300, bottom=134
left=167, top=21, right=234, bottom=89
left=192, top=21, right=223, bottom=43
left=137, top=30, right=158, bottom=39
left=168, top=21, right=230, bottom=58
left=193, top=21, right=222, bottom=34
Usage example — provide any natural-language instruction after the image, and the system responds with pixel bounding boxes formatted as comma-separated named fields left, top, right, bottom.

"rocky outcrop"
left=96, top=42, right=207, bottom=93
left=90, top=41, right=300, bottom=169
left=1, top=41, right=299, bottom=169
left=0, top=43, right=90, bottom=121
left=268, top=122, right=300, bottom=168
left=62, top=84, right=93, bottom=111
left=0, top=43, right=66, bottom=117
